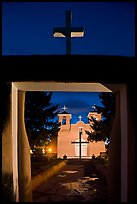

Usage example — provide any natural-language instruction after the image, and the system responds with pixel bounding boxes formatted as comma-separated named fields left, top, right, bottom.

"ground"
left=31, top=157, right=108, bottom=202
left=31, top=156, right=62, bottom=177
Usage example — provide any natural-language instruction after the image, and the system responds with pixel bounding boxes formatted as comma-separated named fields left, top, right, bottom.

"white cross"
left=53, top=10, right=84, bottom=55
left=92, top=105, right=97, bottom=111
left=62, top=105, right=67, bottom=111
left=78, top=115, right=82, bottom=121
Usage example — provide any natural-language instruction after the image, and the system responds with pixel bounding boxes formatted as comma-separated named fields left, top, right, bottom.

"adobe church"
left=57, top=106, right=106, bottom=159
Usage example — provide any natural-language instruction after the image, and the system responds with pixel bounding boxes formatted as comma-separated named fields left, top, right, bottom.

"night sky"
left=51, top=91, right=103, bottom=124
left=2, top=2, right=135, bottom=56
left=2, top=2, right=135, bottom=124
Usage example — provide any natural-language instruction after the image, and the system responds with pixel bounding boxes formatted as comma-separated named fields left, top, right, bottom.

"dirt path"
left=32, top=159, right=108, bottom=202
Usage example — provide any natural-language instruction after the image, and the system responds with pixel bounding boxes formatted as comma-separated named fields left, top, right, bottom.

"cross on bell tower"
left=53, top=10, right=84, bottom=55
left=62, top=105, right=67, bottom=112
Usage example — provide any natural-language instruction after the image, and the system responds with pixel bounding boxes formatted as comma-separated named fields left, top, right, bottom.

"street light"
left=48, top=148, right=52, bottom=159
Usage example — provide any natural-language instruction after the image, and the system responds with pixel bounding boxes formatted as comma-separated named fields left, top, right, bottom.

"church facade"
left=57, top=106, right=106, bottom=159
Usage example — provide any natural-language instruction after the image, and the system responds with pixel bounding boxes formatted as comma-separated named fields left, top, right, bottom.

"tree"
left=25, top=91, right=61, bottom=149
left=85, top=92, right=116, bottom=151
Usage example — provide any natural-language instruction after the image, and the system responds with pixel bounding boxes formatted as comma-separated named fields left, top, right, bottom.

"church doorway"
left=75, top=138, right=88, bottom=158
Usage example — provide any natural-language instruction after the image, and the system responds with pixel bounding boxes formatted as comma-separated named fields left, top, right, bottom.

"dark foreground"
left=32, top=159, right=108, bottom=202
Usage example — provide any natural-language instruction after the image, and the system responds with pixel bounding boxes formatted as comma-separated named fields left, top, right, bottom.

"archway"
left=11, top=81, right=133, bottom=202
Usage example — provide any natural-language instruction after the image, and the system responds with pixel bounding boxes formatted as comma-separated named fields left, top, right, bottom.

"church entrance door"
left=75, top=139, right=87, bottom=158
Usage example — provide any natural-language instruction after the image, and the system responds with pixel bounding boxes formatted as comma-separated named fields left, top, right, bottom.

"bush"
left=63, top=154, right=67, bottom=160
left=95, top=156, right=108, bottom=165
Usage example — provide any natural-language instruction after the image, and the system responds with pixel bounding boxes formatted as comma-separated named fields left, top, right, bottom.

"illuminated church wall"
left=57, top=108, right=106, bottom=159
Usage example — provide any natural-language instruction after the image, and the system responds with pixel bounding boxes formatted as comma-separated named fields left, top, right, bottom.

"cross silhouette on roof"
left=53, top=10, right=84, bottom=55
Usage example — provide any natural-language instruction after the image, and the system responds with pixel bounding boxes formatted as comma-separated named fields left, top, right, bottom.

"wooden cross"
left=71, top=127, right=89, bottom=159
left=53, top=10, right=84, bottom=55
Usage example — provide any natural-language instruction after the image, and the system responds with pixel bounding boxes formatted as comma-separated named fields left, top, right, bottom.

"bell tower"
left=58, top=105, right=72, bottom=130
left=87, top=105, right=102, bottom=124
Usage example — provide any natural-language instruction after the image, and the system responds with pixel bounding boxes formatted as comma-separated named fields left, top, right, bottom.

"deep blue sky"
left=51, top=92, right=104, bottom=124
left=2, top=2, right=135, bottom=124
left=2, top=2, right=135, bottom=56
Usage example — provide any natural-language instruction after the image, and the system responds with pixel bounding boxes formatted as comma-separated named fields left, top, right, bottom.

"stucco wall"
left=18, top=91, right=32, bottom=202
left=57, top=114, right=106, bottom=158
left=2, top=83, right=15, bottom=201
left=2, top=83, right=13, bottom=175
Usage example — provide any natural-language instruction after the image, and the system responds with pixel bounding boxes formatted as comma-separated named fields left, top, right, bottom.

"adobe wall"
left=2, top=83, right=14, bottom=201
left=2, top=83, right=13, bottom=175
left=57, top=117, right=105, bottom=158
left=2, top=84, right=33, bottom=202
left=108, top=91, right=121, bottom=202
left=18, top=91, right=32, bottom=202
